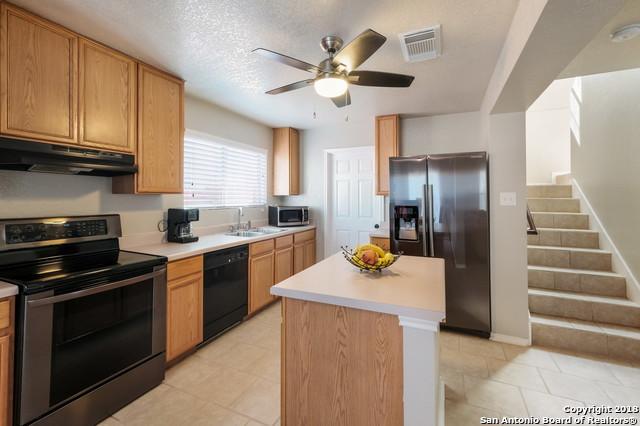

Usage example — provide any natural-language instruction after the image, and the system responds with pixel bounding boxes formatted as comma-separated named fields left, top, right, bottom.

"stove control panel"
left=4, top=219, right=109, bottom=245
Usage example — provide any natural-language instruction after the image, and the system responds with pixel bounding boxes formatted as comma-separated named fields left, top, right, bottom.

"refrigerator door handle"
left=422, top=184, right=428, bottom=257
left=428, top=184, right=435, bottom=257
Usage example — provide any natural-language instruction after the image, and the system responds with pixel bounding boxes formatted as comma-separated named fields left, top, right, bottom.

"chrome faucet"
left=236, top=207, right=243, bottom=231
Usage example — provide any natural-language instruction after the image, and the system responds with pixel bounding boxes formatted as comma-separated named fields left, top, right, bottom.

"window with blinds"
left=184, top=132, right=267, bottom=208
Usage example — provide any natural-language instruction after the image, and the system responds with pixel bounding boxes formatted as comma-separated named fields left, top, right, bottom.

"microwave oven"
left=268, top=206, right=309, bottom=227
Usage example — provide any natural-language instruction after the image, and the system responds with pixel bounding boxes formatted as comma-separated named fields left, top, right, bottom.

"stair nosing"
left=530, top=313, right=640, bottom=339
left=534, top=228, right=598, bottom=234
left=528, top=245, right=611, bottom=254
left=527, top=265, right=624, bottom=278
left=528, top=287, right=637, bottom=306
left=531, top=211, right=588, bottom=216
left=527, top=197, right=579, bottom=201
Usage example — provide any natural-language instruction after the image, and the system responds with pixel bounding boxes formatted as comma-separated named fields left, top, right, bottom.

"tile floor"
left=100, top=302, right=640, bottom=425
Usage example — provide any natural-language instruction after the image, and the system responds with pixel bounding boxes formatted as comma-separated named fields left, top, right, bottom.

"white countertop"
left=125, top=225, right=316, bottom=261
left=271, top=253, right=446, bottom=322
left=0, top=281, right=18, bottom=298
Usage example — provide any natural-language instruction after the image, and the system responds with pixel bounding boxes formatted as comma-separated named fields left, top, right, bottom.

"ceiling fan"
left=253, top=29, right=415, bottom=108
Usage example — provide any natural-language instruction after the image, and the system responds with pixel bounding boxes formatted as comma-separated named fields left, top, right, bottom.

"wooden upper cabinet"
left=273, top=127, right=300, bottom=196
left=114, top=64, right=184, bottom=194
left=375, top=114, right=399, bottom=195
left=0, top=3, right=78, bottom=144
left=78, top=38, right=136, bottom=153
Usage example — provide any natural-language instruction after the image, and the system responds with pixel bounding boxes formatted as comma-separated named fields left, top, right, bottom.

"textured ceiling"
left=561, top=0, right=640, bottom=79
left=13, top=0, right=518, bottom=129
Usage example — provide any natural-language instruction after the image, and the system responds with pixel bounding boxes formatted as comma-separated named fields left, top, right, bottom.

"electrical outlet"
left=500, top=192, right=517, bottom=206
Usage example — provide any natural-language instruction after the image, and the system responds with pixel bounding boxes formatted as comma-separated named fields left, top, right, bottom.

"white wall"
left=0, top=96, right=273, bottom=241
left=526, top=79, right=573, bottom=183
left=401, top=112, right=485, bottom=156
left=282, top=119, right=374, bottom=259
left=572, top=68, right=640, bottom=288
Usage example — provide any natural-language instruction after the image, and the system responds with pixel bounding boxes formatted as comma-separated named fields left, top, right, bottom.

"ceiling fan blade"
left=331, top=90, right=351, bottom=108
left=265, top=79, right=315, bottom=95
left=332, top=29, right=386, bottom=72
left=253, top=48, right=320, bottom=74
left=348, top=70, right=414, bottom=87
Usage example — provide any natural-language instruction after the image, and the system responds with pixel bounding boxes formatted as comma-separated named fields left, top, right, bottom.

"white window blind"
left=184, top=132, right=267, bottom=208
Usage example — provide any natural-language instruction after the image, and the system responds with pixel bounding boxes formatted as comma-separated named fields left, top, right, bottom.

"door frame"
left=323, top=146, right=384, bottom=258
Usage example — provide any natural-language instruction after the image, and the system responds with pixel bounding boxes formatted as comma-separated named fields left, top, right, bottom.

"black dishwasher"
left=202, top=245, right=249, bottom=342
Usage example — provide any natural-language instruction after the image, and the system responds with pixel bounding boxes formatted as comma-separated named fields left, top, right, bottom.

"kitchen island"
left=271, top=253, right=446, bottom=426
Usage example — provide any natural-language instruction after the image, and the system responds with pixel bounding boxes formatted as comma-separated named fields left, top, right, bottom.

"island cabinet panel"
left=166, top=255, right=203, bottom=363
left=0, top=4, right=78, bottom=144
left=78, top=38, right=136, bottom=153
left=375, top=114, right=399, bottom=195
left=282, top=298, right=403, bottom=426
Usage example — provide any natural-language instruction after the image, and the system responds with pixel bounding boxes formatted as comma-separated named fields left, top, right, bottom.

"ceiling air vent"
left=399, top=25, right=442, bottom=63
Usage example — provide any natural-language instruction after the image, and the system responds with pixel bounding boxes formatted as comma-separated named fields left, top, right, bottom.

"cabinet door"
left=1, top=4, right=77, bottom=144
left=249, top=251, right=274, bottom=313
left=303, top=240, right=316, bottom=269
left=0, top=333, right=9, bottom=426
left=137, top=64, right=183, bottom=193
left=273, top=127, right=300, bottom=196
left=79, top=38, right=136, bottom=153
left=375, top=115, right=399, bottom=195
left=274, top=246, right=293, bottom=285
left=293, top=243, right=304, bottom=275
left=166, top=273, right=202, bottom=362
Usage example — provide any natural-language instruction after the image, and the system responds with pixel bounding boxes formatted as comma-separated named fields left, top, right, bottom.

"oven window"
left=50, top=279, right=154, bottom=405
left=279, top=209, right=302, bottom=223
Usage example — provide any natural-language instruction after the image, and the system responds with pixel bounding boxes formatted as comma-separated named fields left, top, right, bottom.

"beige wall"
left=526, top=79, right=573, bottom=184
left=572, top=68, right=640, bottom=282
left=401, top=112, right=485, bottom=156
left=0, top=96, right=273, bottom=240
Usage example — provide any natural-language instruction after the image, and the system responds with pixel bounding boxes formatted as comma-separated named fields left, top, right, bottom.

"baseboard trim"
left=490, top=332, right=530, bottom=346
left=572, top=179, right=640, bottom=304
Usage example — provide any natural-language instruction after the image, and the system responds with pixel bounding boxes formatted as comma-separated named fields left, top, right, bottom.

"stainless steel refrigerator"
left=389, top=152, right=490, bottom=336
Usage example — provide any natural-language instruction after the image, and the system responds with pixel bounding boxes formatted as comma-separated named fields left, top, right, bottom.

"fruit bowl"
left=341, top=244, right=401, bottom=273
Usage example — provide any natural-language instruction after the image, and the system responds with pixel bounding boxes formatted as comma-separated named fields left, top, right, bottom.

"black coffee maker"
left=167, top=208, right=199, bottom=243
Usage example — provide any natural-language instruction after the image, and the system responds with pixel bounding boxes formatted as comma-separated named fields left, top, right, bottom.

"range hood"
left=0, top=137, right=137, bottom=176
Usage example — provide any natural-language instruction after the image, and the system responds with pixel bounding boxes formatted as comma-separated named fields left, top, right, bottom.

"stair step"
left=531, top=212, right=589, bottom=230
left=528, top=197, right=581, bottom=213
left=528, top=288, right=640, bottom=328
left=527, top=184, right=572, bottom=198
left=528, top=228, right=599, bottom=249
left=531, top=314, right=640, bottom=362
left=528, top=245, right=612, bottom=271
left=528, top=265, right=627, bottom=298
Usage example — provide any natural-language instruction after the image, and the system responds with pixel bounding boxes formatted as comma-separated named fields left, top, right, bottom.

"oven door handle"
left=27, top=268, right=166, bottom=307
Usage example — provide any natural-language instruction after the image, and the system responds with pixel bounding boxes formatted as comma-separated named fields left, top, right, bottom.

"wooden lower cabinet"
left=370, top=236, right=391, bottom=252
left=293, top=229, right=316, bottom=274
left=166, top=256, right=203, bottom=362
left=249, top=252, right=275, bottom=313
left=0, top=297, right=14, bottom=426
left=274, top=246, right=294, bottom=284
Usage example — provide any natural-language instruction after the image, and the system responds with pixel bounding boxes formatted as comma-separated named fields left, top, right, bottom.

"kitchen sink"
left=253, top=227, right=286, bottom=234
left=224, top=231, right=266, bottom=237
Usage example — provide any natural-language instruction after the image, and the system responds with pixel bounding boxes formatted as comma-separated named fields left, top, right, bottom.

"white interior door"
left=325, top=146, right=383, bottom=256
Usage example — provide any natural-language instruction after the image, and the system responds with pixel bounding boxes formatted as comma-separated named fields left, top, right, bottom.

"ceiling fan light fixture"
left=314, top=75, right=348, bottom=98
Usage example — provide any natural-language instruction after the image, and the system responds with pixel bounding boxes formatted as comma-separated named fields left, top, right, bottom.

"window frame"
left=183, top=129, right=268, bottom=209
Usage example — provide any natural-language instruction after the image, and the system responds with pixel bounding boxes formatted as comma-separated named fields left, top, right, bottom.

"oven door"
left=18, top=266, right=166, bottom=425
left=278, top=208, right=305, bottom=226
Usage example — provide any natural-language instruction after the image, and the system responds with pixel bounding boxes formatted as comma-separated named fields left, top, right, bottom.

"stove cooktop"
left=0, top=241, right=166, bottom=294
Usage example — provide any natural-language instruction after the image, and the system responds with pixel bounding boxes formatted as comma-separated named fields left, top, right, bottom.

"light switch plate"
left=500, top=192, right=517, bottom=206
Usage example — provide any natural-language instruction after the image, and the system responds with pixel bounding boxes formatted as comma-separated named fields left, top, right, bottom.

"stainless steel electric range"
left=0, top=215, right=167, bottom=426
